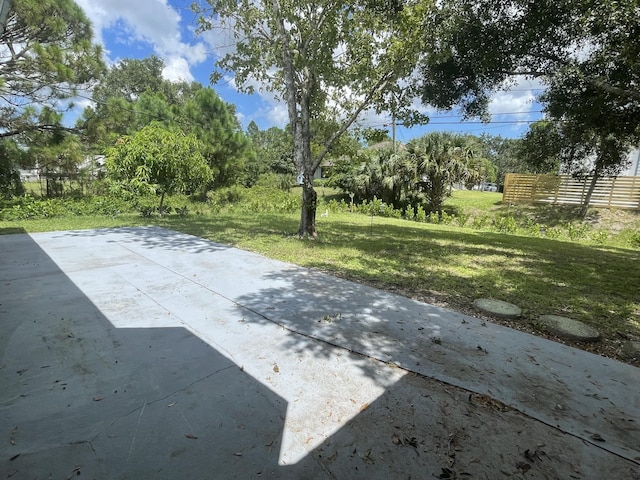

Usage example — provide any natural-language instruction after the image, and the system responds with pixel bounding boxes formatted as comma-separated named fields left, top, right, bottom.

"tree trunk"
left=579, top=170, right=599, bottom=219
left=298, top=175, right=318, bottom=238
left=158, top=191, right=166, bottom=217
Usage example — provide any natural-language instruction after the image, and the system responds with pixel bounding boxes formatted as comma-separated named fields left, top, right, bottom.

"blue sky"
left=75, top=0, right=545, bottom=142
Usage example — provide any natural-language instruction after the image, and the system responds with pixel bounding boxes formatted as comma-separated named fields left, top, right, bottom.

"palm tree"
left=404, top=132, right=476, bottom=215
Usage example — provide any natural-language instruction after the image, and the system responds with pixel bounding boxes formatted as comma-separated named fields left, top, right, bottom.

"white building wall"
left=622, top=148, right=640, bottom=176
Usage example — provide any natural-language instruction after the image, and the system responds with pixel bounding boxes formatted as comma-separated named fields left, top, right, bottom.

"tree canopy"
left=105, top=123, right=213, bottom=213
left=0, top=0, right=104, bottom=138
left=415, top=0, right=640, bottom=178
left=82, top=56, right=252, bottom=187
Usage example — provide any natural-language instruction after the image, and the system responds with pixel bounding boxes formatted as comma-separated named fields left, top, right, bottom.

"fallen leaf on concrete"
left=92, top=396, right=104, bottom=402
left=185, top=434, right=198, bottom=440
left=233, top=452, right=243, bottom=456
left=437, top=467, right=454, bottom=479
left=391, top=434, right=402, bottom=445
left=516, top=461, right=531, bottom=472
left=590, top=433, right=605, bottom=442
left=405, top=437, right=418, bottom=448
left=359, top=402, right=369, bottom=412
left=273, top=364, right=279, bottom=373
left=167, top=402, right=176, bottom=407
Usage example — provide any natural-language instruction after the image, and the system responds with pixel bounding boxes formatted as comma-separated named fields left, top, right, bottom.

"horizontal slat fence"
left=503, top=173, right=640, bottom=210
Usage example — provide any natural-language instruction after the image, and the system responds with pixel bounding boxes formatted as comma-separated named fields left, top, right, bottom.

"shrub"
left=472, top=214, right=490, bottom=230
left=455, top=212, right=471, bottom=227
left=493, top=215, right=518, bottom=234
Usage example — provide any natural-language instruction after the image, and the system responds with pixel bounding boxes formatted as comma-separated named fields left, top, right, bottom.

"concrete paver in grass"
left=1, top=227, right=639, bottom=478
left=539, top=314, right=601, bottom=343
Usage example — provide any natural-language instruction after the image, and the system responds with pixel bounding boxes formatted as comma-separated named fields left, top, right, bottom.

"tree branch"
left=313, top=71, right=395, bottom=171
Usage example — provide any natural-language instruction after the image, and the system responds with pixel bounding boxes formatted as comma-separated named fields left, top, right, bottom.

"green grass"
left=1, top=189, right=639, bottom=361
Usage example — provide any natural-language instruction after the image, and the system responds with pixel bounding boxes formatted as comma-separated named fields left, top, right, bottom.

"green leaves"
left=0, top=0, right=105, bottom=138
left=105, top=123, right=213, bottom=203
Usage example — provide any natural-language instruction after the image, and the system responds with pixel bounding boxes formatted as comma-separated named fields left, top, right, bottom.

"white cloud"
left=162, top=56, right=194, bottom=83
left=76, top=0, right=207, bottom=82
left=489, top=76, right=545, bottom=120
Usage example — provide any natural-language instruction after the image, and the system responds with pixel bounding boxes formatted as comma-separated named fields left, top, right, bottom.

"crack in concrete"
left=115, top=364, right=237, bottom=424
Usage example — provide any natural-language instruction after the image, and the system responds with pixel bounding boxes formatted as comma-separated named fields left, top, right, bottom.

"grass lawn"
left=1, top=190, right=639, bottom=363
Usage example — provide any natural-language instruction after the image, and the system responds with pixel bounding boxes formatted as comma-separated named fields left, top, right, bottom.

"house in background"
left=621, top=148, right=640, bottom=176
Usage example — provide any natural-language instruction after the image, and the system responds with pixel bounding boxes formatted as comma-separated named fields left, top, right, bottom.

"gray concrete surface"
left=1, top=226, right=639, bottom=479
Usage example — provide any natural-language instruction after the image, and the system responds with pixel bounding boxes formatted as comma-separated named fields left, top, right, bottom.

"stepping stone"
left=621, top=341, right=640, bottom=361
left=473, top=298, right=522, bottom=319
left=539, top=315, right=601, bottom=343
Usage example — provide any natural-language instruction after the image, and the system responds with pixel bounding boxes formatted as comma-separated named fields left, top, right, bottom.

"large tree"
left=82, top=56, right=252, bottom=188
left=415, top=0, right=640, bottom=178
left=0, top=0, right=104, bottom=138
left=194, top=0, right=426, bottom=237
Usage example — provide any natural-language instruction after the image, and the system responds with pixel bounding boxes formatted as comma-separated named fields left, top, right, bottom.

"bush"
left=493, top=215, right=518, bottom=234
left=471, top=214, right=490, bottom=230
left=254, top=173, right=293, bottom=191
left=207, top=186, right=247, bottom=206
left=455, top=212, right=471, bottom=227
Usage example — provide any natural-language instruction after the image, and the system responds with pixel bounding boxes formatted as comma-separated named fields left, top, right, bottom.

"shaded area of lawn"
left=160, top=212, right=640, bottom=361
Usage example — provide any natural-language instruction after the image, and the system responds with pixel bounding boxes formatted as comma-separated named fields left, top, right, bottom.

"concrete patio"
left=1, top=227, right=638, bottom=479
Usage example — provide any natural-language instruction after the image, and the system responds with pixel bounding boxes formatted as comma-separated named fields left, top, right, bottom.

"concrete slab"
left=1, top=227, right=639, bottom=478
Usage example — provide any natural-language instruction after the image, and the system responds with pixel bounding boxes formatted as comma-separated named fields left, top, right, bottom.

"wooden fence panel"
left=503, top=174, right=640, bottom=210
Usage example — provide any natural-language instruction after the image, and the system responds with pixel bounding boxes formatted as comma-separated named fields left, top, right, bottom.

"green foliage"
left=0, top=195, right=130, bottom=220
left=254, top=173, right=293, bottom=191
left=183, top=88, right=253, bottom=187
left=0, top=141, right=26, bottom=198
left=404, top=132, right=478, bottom=215
left=0, top=0, right=105, bottom=138
left=492, top=215, right=518, bottom=234
left=417, top=0, right=640, bottom=188
left=194, top=0, right=427, bottom=236
left=105, top=123, right=213, bottom=211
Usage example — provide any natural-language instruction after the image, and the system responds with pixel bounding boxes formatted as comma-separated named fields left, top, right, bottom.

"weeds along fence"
left=503, top=173, right=640, bottom=210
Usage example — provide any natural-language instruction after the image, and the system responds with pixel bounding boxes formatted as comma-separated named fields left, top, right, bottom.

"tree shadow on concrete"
left=54, top=225, right=230, bottom=255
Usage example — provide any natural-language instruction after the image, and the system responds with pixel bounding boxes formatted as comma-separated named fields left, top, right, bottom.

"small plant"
left=545, top=226, right=563, bottom=239
left=139, top=206, right=155, bottom=217
left=472, top=214, right=490, bottom=230
left=440, top=211, right=454, bottom=225
left=431, top=336, right=442, bottom=345
left=590, top=229, right=610, bottom=245
left=415, top=205, right=427, bottom=222
left=455, top=212, right=470, bottom=227
left=493, top=215, right=518, bottom=234
left=565, top=222, right=589, bottom=241
left=176, top=206, right=189, bottom=217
